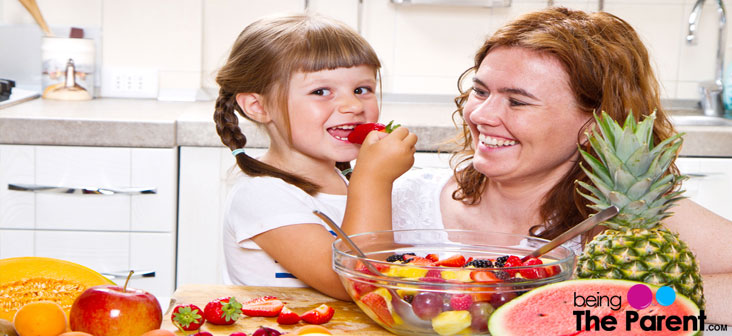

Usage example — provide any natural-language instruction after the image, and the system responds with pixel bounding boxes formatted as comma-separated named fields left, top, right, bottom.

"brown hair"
left=214, top=14, right=381, bottom=194
left=450, top=7, right=679, bottom=239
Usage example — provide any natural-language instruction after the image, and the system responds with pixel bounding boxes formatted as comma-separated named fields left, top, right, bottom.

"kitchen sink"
left=669, top=115, right=732, bottom=126
left=664, top=99, right=732, bottom=126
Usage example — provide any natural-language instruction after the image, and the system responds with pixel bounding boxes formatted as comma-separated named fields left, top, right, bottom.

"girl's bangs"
left=293, top=29, right=380, bottom=73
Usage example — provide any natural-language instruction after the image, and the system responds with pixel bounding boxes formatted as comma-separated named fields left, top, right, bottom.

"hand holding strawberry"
left=347, top=121, right=399, bottom=144
left=171, top=304, right=205, bottom=332
left=351, top=124, right=417, bottom=184
left=204, top=296, right=242, bottom=325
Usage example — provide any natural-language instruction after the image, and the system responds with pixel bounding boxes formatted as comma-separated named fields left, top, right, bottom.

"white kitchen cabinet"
left=677, top=157, right=732, bottom=221
left=177, top=146, right=265, bottom=287
left=0, top=144, right=178, bottom=299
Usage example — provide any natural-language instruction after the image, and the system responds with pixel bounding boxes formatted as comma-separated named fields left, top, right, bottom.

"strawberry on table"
left=241, top=296, right=284, bottom=317
left=276, top=306, right=301, bottom=325
left=171, top=304, right=205, bottom=332
left=347, top=120, right=400, bottom=144
left=300, top=304, right=335, bottom=324
left=203, top=296, right=242, bottom=325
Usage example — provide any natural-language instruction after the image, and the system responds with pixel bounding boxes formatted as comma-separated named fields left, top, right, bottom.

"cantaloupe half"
left=0, top=256, right=114, bottom=321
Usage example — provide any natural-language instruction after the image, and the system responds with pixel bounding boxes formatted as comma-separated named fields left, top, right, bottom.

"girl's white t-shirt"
left=222, top=170, right=347, bottom=287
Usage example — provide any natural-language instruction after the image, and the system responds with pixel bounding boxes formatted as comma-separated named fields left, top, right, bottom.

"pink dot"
left=627, top=284, right=652, bottom=309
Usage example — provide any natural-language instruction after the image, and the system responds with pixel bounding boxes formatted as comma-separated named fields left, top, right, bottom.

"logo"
left=572, top=284, right=706, bottom=332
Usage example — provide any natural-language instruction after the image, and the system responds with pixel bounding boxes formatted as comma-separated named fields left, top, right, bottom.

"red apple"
left=69, top=273, right=162, bottom=336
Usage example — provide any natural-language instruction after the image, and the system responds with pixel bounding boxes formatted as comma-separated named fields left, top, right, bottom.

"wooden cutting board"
left=160, top=284, right=395, bottom=335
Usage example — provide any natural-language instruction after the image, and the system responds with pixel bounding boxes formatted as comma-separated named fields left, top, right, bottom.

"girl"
left=213, top=14, right=417, bottom=300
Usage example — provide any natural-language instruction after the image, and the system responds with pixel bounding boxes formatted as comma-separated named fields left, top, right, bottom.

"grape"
left=469, top=301, right=495, bottom=332
left=411, top=291, right=443, bottom=320
left=489, top=291, right=517, bottom=309
left=252, top=327, right=282, bottom=336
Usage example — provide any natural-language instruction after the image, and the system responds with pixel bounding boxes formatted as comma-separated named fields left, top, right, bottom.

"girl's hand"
left=352, top=126, right=417, bottom=183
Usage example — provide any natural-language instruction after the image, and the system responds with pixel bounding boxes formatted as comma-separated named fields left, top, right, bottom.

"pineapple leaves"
left=578, top=150, right=613, bottom=188
left=577, top=180, right=609, bottom=205
left=578, top=110, right=687, bottom=230
left=617, top=120, right=643, bottom=161
left=637, top=111, right=656, bottom=149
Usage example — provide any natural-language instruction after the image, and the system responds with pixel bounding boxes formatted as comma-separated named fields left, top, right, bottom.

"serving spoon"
left=314, top=210, right=434, bottom=330
left=520, top=205, right=619, bottom=262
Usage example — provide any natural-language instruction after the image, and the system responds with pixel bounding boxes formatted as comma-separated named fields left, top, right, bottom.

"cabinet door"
left=677, top=157, right=732, bottom=220
left=0, top=145, right=35, bottom=229
left=2, top=146, right=177, bottom=232
left=35, top=146, right=131, bottom=231
left=130, top=148, right=178, bottom=232
left=2, top=229, right=175, bottom=299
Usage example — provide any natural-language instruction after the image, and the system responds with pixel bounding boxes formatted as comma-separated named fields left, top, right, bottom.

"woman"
left=391, top=7, right=732, bottom=323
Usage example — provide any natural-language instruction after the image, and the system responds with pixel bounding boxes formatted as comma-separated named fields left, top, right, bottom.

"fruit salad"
left=346, top=252, right=564, bottom=336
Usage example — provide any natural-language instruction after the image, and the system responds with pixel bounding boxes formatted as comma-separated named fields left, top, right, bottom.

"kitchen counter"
left=1, top=98, right=732, bottom=156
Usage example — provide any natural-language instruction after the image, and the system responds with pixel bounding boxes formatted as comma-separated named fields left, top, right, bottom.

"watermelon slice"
left=488, top=279, right=701, bottom=336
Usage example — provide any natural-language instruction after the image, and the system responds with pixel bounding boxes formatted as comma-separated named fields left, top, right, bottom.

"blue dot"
left=656, top=286, right=676, bottom=306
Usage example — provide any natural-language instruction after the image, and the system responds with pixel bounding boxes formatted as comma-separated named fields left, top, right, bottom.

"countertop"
left=1, top=98, right=731, bottom=157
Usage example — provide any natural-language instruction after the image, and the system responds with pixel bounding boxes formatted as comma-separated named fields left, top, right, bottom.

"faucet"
left=686, top=0, right=727, bottom=117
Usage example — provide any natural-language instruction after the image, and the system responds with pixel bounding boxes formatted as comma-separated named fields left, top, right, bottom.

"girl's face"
left=281, top=65, right=379, bottom=163
left=463, top=47, right=590, bottom=186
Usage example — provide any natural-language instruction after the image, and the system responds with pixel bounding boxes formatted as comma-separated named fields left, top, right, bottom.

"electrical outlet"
left=101, top=67, right=159, bottom=98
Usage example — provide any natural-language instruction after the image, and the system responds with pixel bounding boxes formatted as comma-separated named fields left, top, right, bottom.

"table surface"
left=160, top=284, right=395, bottom=335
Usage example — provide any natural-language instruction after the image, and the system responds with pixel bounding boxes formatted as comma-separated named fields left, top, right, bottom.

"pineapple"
left=574, top=111, right=704, bottom=308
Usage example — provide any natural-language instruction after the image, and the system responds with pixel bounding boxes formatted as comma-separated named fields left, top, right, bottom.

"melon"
left=0, top=257, right=114, bottom=321
left=488, top=279, right=701, bottom=336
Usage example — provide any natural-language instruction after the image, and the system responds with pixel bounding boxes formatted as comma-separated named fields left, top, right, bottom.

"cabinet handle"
left=8, top=183, right=157, bottom=195
left=101, top=270, right=156, bottom=279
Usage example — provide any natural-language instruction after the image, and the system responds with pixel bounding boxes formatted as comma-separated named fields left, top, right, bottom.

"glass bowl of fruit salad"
left=332, top=229, right=575, bottom=336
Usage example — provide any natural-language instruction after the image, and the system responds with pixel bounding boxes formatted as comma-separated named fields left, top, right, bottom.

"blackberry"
left=494, top=255, right=510, bottom=267
left=385, top=252, right=416, bottom=263
left=386, top=254, right=403, bottom=262
left=493, top=270, right=510, bottom=280
left=402, top=295, right=414, bottom=304
left=464, top=259, right=493, bottom=268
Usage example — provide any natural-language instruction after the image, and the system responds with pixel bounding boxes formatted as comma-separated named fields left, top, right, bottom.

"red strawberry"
left=351, top=280, right=378, bottom=299
left=404, top=256, right=433, bottom=266
left=449, top=293, right=474, bottom=311
left=520, top=257, right=547, bottom=279
left=203, top=296, right=242, bottom=325
left=347, top=120, right=400, bottom=144
left=423, top=269, right=443, bottom=279
left=433, top=254, right=466, bottom=267
left=502, top=255, right=523, bottom=276
left=171, top=304, right=205, bottom=332
left=276, top=306, right=301, bottom=325
left=470, top=270, right=501, bottom=283
left=300, top=304, right=335, bottom=324
left=425, top=254, right=440, bottom=262
left=545, top=264, right=561, bottom=277
left=241, top=296, right=284, bottom=317
left=355, top=260, right=390, bottom=276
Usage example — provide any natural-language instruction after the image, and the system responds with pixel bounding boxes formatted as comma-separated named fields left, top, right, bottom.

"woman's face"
left=463, top=46, right=591, bottom=186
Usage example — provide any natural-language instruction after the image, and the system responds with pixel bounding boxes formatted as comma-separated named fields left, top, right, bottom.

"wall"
left=0, top=0, right=729, bottom=101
